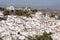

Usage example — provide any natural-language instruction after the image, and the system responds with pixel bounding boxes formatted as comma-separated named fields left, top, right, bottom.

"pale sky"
left=0, top=0, right=60, bottom=9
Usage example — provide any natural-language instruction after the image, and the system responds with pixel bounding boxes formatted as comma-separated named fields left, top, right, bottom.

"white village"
left=0, top=6, right=60, bottom=40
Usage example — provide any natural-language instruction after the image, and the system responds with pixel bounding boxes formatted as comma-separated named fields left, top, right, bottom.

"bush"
left=58, top=16, right=60, bottom=20
left=42, top=13, right=46, bottom=16
left=28, top=32, right=53, bottom=40
left=3, top=10, right=10, bottom=16
left=31, top=9, right=37, bottom=14
left=0, top=7, right=5, bottom=11
left=50, top=14, right=55, bottom=18
left=0, top=17, right=7, bottom=21
left=0, top=38, right=3, bottom=40
left=40, top=32, right=53, bottom=40
left=15, top=10, right=31, bottom=17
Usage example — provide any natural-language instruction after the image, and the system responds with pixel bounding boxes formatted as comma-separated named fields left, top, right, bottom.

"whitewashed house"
left=6, top=5, right=15, bottom=11
left=0, top=11, right=4, bottom=18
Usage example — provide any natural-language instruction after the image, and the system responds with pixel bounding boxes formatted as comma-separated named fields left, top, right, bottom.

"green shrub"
left=28, top=32, right=53, bottom=40
left=50, top=15, right=55, bottom=18
left=15, top=10, right=31, bottom=17
left=31, top=9, right=37, bottom=14
left=42, top=13, right=46, bottom=16
left=3, top=10, right=10, bottom=16
left=0, top=7, right=5, bottom=11
left=58, top=16, right=60, bottom=20
left=0, top=17, right=7, bottom=21
left=40, top=32, right=53, bottom=40
left=0, top=38, right=3, bottom=40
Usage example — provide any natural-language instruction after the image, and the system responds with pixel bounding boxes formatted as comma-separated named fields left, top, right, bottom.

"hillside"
left=0, top=12, right=60, bottom=40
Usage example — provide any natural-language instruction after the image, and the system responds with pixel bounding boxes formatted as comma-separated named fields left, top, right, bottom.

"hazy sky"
left=0, top=0, right=60, bottom=9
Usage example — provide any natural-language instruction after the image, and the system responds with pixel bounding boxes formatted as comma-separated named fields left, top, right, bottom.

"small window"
left=18, top=32, right=20, bottom=34
left=11, top=10, right=14, bottom=12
